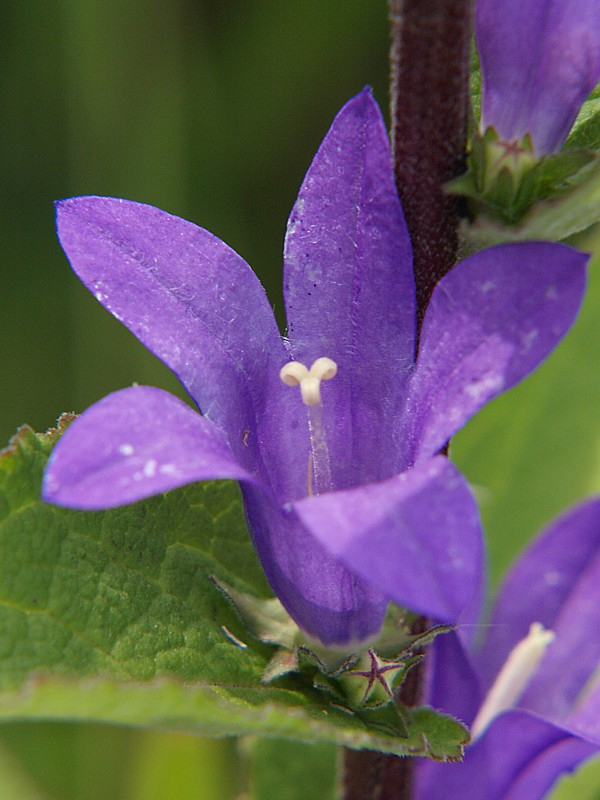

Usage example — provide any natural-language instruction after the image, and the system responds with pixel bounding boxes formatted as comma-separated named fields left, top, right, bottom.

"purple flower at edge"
left=42, top=89, right=587, bottom=647
left=416, top=498, right=600, bottom=800
left=476, top=0, right=600, bottom=154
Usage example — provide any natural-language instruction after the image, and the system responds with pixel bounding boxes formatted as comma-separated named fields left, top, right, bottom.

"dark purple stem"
left=390, top=0, right=471, bottom=322
left=342, top=2, right=471, bottom=798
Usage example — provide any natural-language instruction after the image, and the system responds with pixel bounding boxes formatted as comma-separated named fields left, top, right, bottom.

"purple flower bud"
left=477, top=0, right=600, bottom=154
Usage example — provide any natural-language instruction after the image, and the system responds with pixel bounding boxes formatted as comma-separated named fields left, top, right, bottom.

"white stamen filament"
left=306, top=399, right=331, bottom=495
left=471, top=622, right=556, bottom=741
left=280, top=357, right=337, bottom=495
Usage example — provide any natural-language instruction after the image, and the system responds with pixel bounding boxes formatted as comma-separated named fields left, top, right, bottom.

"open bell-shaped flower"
left=43, top=89, right=587, bottom=647
left=416, top=498, right=600, bottom=799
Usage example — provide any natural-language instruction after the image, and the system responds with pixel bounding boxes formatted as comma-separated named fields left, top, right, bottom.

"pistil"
left=471, top=621, right=555, bottom=740
left=280, top=357, right=337, bottom=496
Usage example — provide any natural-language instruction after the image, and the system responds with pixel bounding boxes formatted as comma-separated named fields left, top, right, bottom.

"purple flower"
left=42, top=89, right=587, bottom=647
left=476, top=0, right=600, bottom=154
left=416, top=499, right=600, bottom=800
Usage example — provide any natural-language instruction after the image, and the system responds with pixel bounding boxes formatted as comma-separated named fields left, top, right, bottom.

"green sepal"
left=449, top=125, right=599, bottom=231
left=212, top=576, right=454, bottom=716
left=459, top=151, right=600, bottom=251
left=446, top=140, right=532, bottom=225
left=336, top=651, right=424, bottom=711
left=210, top=577, right=300, bottom=651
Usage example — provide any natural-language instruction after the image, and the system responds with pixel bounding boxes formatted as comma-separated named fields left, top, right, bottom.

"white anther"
left=310, top=357, right=338, bottom=382
left=280, top=361, right=309, bottom=386
left=279, top=358, right=338, bottom=406
left=471, top=622, right=555, bottom=741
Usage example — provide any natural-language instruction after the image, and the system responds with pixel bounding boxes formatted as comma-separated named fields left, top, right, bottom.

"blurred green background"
left=1, top=0, right=388, bottom=445
left=2, top=1, right=600, bottom=798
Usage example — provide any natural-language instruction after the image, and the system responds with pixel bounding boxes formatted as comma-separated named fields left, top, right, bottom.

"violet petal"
left=477, top=0, right=600, bottom=153
left=406, top=242, right=587, bottom=464
left=415, top=710, right=597, bottom=800
left=424, top=630, right=482, bottom=727
left=55, top=196, right=287, bottom=475
left=242, top=484, right=387, bottom=646
left=283, top=88, right=416, bottom=488
left=42, top=385, right=253, bottom=509
left=292, top=456, right=482, bottom=623
left=568, top=682, right=600, bottom=743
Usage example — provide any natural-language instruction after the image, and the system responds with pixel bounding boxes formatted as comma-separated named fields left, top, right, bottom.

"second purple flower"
left=477, top=0, right=600, bottom=154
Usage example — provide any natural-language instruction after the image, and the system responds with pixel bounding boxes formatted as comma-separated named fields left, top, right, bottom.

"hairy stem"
left=390, top=0, right=471, bottom=321
left=342, top=2, right=471, bottom=797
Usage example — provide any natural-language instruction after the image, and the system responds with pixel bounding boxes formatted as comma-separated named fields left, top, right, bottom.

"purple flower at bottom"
left=416, top=499, right=600, bottom=800
left=43, top=89, right=587, bottom=647
left=476, top=0, right=600, bottom=154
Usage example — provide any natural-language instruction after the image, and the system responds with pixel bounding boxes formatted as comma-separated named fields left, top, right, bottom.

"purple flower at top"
left=477, top=0, right=600, bottom=154
left=42, top=89, right=587, bottom=647
left=416, top=498, right=600, bottom=800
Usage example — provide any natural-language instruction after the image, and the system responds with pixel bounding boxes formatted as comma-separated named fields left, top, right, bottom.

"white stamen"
left=280, top=357, right=338, bottom=495
left=280, top=357, right=337, bottom=406
left=300, top=375, right=321, bottom=406
left=471, top=622, right=555, bottom=741
left=307, top=399, right=332, bottom=494
left=307, top=452, right=314, bottom=497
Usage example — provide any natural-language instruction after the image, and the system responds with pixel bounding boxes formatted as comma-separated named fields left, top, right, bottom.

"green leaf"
left=566, top=84, right=600, bottom=150
left=0, top=422, right=468, bottom=759
left=247, top=738, right=338, bottom=800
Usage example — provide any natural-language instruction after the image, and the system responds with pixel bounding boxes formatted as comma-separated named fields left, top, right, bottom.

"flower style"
left=43, top=89, right=587, bottom=647
left=415, top=498, right=600, bottom=800
left=476, top=0, right=600, bottom=154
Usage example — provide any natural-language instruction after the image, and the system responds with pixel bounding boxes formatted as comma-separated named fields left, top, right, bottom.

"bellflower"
left=476, top=0, right=600, bottom=154
left=42, top=89, right=587, bottom=647
left=416, top=498, right=600, bottom=800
